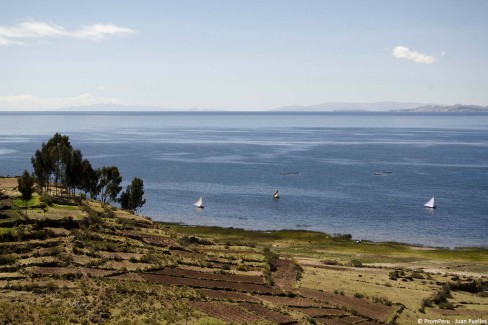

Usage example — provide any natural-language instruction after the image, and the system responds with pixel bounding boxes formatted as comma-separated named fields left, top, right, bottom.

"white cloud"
left=441, top=50, right=447, bottom=56
left=0, top=19, right=136, bottom=46
left=0, top=94, right=124, bottom=110
left=392, top=46, right=436, bottom=64
left=0, top=37, right=21, bottom=46
left=73, top=24, right=137, bottom=41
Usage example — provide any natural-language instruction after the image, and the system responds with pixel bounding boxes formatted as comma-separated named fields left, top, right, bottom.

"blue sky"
left=1, top=0, right=487, bottom=110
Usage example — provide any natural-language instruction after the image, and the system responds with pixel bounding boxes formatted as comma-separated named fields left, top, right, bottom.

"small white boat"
left=273, top=190, right=279, bottom=199
left=424, top=197, right=436, bottom=209
left=194, top=197, right=204, bottom=208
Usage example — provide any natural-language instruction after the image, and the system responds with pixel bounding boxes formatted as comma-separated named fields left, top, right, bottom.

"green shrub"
left=438, top=302, right=455, bottom=310
left=179, top=235, right=213, bottom=246
left=0, top=254, right=17, bottom=265
left=40, top=193, right=53, bottom=206
left=263, top=246, right=278, bottom=271
left=448, top=279, right=486, bottom=293
left=432, top=284, right=452, bottom=305
left=372, top=295, right=393, bottom=306
left=221, top=264, right=231, bottom=271
left=86, top=212, right=102, bottom=225
left=0, top=230, right=18, bottom=242
left=389, top=270, right=405, bottom=280
left=350, top=259, right=363, bottom=267
left=293, top=260, right=304, bottom=280
left=46, top=281, right=58, bottom=292
left=58, top=252, right=74, bottom=265
left=63, top=272, right=83, bottom=280
left=263, top=268, right=274, bottom=286
left=140, top=252, right=167, bottom=266
left=103, top=206, right=115, bottom=218
left=411, top=271, right=425, bottom=279
left=106, top=243, right=117, bottom=252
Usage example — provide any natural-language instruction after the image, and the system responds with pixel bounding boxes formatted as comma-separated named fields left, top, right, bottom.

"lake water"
left=1, top=112, right=487, bottom=248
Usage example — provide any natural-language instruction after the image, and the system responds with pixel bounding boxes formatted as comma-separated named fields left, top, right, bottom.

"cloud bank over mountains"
left=0, top=94, right=124, bottom=110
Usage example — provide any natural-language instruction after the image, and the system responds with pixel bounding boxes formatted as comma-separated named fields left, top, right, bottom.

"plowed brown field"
left=238, top=302, right=297, bottom=324
left=141, top=273, right=280, bottom=294
left=274, top=259, right=297, bottom=291
left=300, top=288, right=397, bottom=322
left=197, top=288, right=262, bottom=302
left=151, top=267, right=263, bottom=284
left=190, top=301, right=263, bottom=323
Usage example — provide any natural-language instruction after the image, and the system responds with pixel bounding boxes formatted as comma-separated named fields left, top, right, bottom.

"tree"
left=80, top=159, right=99, bottom=198
left=64, top=149, right=84, bottom=197
left=31, top=145, right=49, bottom=193
left=97, top=166, right=122, bottom=204
left=46, top=133, right=72, bottom=196
left=17, top=170, right=35, bottom=210
left=119, top=177, right=146, bottom=213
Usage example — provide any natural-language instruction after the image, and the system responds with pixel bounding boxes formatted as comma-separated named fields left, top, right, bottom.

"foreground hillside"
left=1, top=177, right=487, bottom=324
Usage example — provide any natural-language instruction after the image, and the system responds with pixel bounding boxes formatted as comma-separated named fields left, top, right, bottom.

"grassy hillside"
left=1, top=177, right=487, bottom=324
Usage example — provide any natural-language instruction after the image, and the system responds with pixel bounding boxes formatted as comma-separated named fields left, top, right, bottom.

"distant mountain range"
left=50, top=102, right=488, bottom=112
left=273, top=102, right=488, bottom=112
left=273, top=102, right=427, bottom=112
left=397, top=104, right=488, bottom=112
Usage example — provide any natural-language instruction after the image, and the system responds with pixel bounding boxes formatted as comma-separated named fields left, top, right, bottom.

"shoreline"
left=153, top=220, right=488, bottom=251
left=154, top=221, right=488, bottom=259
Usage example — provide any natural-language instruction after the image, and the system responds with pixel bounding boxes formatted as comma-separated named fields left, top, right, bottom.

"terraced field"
left=1, top=178, right=487, bottom=324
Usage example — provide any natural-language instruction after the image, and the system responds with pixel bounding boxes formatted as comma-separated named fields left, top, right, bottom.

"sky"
left=1, top=0, right=487, bottom=110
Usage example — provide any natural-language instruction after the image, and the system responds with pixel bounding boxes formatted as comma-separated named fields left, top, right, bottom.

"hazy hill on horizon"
left=398, top=104, right=488, bottom=112
left=273, top=101, right=428, bottom=112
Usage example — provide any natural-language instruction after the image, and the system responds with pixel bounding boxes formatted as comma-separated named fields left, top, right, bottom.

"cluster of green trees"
left=119, top=177, right=146, bottom=213
left=31, top=133, right=96, bottom=197
left=23, top=133, right=145, bottom=212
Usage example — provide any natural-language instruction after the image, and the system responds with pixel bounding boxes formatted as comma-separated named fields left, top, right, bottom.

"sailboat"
left=424, top=197, right=436, bottom=209
left=194, top=197, right=204, bottom=208
left=273, top=190, right=279, bottom=199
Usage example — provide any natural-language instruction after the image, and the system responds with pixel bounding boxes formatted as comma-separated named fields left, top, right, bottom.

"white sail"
left=273, top=190, right=279, bottom=199
left=194, top=197, right=203, bottom=208
left=424, top=197, right=435, bottom=208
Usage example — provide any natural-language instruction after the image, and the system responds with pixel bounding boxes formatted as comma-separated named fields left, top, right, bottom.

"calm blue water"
left=1, top=112, right=487, bottom=248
